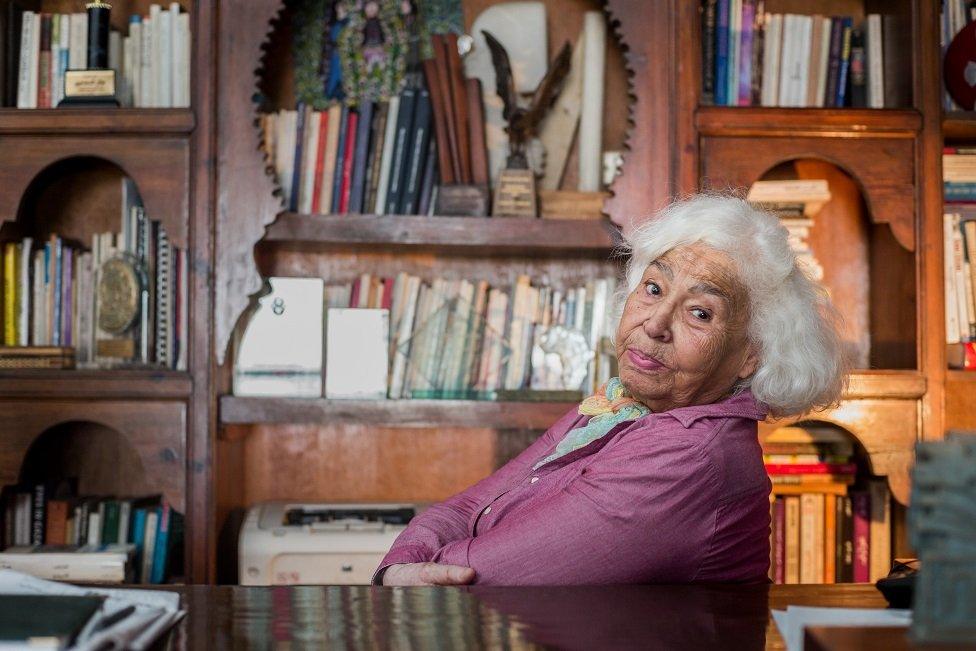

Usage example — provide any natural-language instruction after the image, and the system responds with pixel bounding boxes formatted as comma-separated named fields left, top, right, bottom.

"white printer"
left=239, top=502, right=417, bottom=585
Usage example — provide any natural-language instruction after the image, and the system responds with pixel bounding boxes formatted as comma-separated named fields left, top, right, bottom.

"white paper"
left=0, top=569, right=185, bottom=651
left=325, top=309, right=389, bottom=399
left=772, top=605, right=912, bottom=651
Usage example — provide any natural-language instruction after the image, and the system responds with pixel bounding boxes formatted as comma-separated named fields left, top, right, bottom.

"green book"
left=0, top=595, right=104, bottom=649
left=100, top=500, right=120, bottom=547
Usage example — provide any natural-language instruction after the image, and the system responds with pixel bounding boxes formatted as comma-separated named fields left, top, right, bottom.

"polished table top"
left=163, top=583, right=897, bottom=650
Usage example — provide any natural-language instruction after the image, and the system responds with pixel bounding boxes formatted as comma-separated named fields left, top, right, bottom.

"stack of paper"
left=0, top=569, right=185, bottom=650
left=772, top=606, right=911, bottom=651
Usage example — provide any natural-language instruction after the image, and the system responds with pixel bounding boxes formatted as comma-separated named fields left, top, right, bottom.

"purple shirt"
left=376, top=390, right=772, bottom=586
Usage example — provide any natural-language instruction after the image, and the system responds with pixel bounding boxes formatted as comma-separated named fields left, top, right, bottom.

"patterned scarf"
left=532, top=377, right=651, bottom=470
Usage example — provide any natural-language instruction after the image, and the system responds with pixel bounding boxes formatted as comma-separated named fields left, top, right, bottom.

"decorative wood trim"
left=219, top=397, right=576, bottom=432
left=0, top=369, right=191, bottom=399
left=843, top=371, right=926, bottom=400
left=696, top=107, right=922, bottom=137
left=0, top=109, right=196, bottom=135
left=262, top=213, right=621, bottom=255
left=214, top=0, right=284, bottom=365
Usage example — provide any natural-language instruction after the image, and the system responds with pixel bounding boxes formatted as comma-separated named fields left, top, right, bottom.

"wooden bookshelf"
left=219, top=397, right=575, bottom=431
left=0, top=109, right=196, bottom=135
left=942, top=111, right=976, bottom=140
left=261, top=213, right=620, bottom=255
left=695, top=107, right=922, bottom=137
left=0, top=369, right=192, bottom=400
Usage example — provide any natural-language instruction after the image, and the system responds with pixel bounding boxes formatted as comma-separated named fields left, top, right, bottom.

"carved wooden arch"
left=0, top=406, right=186, bottom=511
left=700, top=135, right=917, bottom=252
left=213, top=0, right=670, bottom=363
left=0, top=145, right=190, bottom=248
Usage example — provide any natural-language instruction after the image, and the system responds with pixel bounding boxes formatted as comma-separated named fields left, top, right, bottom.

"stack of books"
left=264, top=87, right=437, bottom=217
left=943, top=147, right=976, bottom=203
left=747, top=179, right=830, bottom=281
left=701, top=2, right=894, bottom=108
left=0, top=482, right=182, bottom=584
left=4, top=2, right=190, bottom=109
left=0, top=177, right=188, bottom=370
left=765, top=426, right=891, bottom=584
left=324, top=272, right=617, bottom=399
left=943, top=211, right=976, bottom=368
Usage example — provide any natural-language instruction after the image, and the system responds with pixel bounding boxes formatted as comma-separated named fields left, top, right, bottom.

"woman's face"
left=615, top=243, right=758, bottom=412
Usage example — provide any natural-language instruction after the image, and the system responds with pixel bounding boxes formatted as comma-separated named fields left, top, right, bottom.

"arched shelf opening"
left=754, top=158, right=916, bottom=371
left=3, top=156, right=185, bottom=251
left=18, top=421, right=154, bottom=500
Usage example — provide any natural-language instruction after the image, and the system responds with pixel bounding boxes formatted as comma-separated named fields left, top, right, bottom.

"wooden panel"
left=700, top=134, right=916, bottom=252
left=0, top=136, right=190, bottom=247
left=945, top=374, right=976, bottom=431
left=696, top=108, right=921, bottom=136
left=759, top=398, right=918, bottom=505
left=0, top=109, right=195, bottom=135
left=0, top=369, right=191, bottom=399
left=230, top=424, right=498, bottom=504
left=214, top=0, right=284, bottom=364
left=262, top=213, right=620, bottom=256
left=0, top=401, right=186, bottom=511
left=220, top=398, right=576, bottom=430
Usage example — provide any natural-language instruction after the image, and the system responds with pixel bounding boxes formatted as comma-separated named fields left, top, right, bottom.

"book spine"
left=701, top=0, right=718, bottom=104
left=348, top=101, right=374, bottom=214
left=715, top=0, right=730, bottom=105
left=363, top=103, right=388, bottom=213
left=749, top=1, right=765, bottom=105
left=848, top=27, right=867, bottom=108
left=764, top=463, right=857, bottom=475
left=16, top=11, right=34, bottom=109
left=737, top=0, right=754, bottom=105
left=374, top=95, right=400, bottom=214
left=422, top=56, right=457, bottom=184
left=866, top=14, right=884, bottom=108
left=399, top=87, right=432, bottom=215
left=37, top=13, right=51, bottom=108
left=799, top=492, right=817, bottom=583
left=289, top=104, right=307, bottom=212
left=30, top=484, right=45, bottom=546
left=150, top=502, right=170, bottom=583
left=417, top=138, right=438, bottom=216
left=338, top=108, right=359, bottom=213
left=774, top=497, right=786, bottom=584
left=834, top=17, right=853, bottom=107
left=3, top=243, right=16, bottom=345
left=385, top=87, right=418, bottom=214
left=823, top=493, right=836, bottom=584
left=784, top=495, right=800, bottom=584
left=466, top=78, right=490, bottom=186
left=852, top=491, right=870, bottom=582
left=824, top=17, right=842, bottom=107
left=330, top=106, right=350, bottom=213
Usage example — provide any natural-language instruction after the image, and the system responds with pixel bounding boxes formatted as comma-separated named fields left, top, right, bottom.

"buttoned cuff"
left=371, top=544, right=432, bottom=585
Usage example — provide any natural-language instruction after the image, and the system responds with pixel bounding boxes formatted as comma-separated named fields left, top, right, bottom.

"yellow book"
left=3, top=242, right=17, bottom=346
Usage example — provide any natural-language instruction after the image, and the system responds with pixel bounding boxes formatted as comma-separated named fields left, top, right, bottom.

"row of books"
left=339, top=273, right=617, bottom=399
left=943, top=147, right=976, bottom=202
left=0, top=178, right=188, bottom=369
left=944, top=211, right=976, bottom=349
left=264, top=87, right=436, bottom=218
left=6, top=3, right=189, bottom=109
left=763, top=426, right=891, bottom=584
left=0, top=482, right=182, bottom=584
left=701, top=2, right=895, bottom=108
left=941, top=0, right=976, bottom=111
left=769, top=485, right=891, bottom=585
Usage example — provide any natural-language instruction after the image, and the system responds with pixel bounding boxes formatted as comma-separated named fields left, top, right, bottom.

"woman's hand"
left=381, top=562, right=476, bottom=586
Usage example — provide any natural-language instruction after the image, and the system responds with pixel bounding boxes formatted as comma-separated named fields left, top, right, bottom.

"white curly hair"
left=616, top=194, right=849, bottom=417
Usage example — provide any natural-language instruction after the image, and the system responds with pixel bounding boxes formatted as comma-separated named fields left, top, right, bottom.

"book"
left=824, top=16, right=842, bottom=107
left=140, top=509, right=158, bottom=585
left=466, top=78, right=490, bottom=186
left=774, top=497, right=786, bottom=584
left=852, top=491, right=870, bottom=582
left=868, top=480, right=891, bottom=582
left=399, top=87, right=432, bottom=214
left=0, top=594, right=105, bottom=646
left=330, top=106, right=350, bottom=214
left=823, top=493, right=836, bottom=584
left=838, top=494, right=854, bottom=582
left=737, top=0, right=755, bottom=105
left=337, top=108, right=360, bottom=213
left=289, top=104, right=308, bottom=212
left=701, top=0, right=717, bottom=104
left=848, top=27, right=866, bottom=108
left=715, top=0, right=730, bottom=105
left=318, top=104, right=342, bottom=213
left=150, top=502, right=171, bottom=584
left=362, top=102, right=388, bottom=214
left=385, top=87, right=418, bottom=214
left=0, top=544, right=135, bottom=583
left=784, top=495, right=800, bottom=584
left=765, top=463, right=857, bottom=475
left=373, top=95, right=400, bottom=214
left=348, top=101, right=374, bottom=213
left=834, top=17, right=853, bottom=107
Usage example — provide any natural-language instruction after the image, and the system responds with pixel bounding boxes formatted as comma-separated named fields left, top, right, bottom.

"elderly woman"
left=375, top=194, right=847, bottom=586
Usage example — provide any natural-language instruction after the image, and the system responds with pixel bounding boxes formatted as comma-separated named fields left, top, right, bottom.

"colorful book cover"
left=310, top=110, right=330, bottom=214
left=3, top=242, right=17, bottom=345
left=852, top=491, right=870, bottom=582
left=764, top=463, right=857, bottom=475
left=824, top=17, right=843, bottom=107
left=150, top=502, right=171, bottom=584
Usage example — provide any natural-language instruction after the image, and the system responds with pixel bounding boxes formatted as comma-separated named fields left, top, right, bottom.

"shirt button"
left=530, top=477, right=539, bottom=483
left=483, top=506, right=491, bottom=514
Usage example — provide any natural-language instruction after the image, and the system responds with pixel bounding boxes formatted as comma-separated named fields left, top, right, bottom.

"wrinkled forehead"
left=644, top=244, right=744, bottom=296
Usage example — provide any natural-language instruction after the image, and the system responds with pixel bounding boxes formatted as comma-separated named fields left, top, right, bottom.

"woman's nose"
left=642, top=308, right=673, bottom=343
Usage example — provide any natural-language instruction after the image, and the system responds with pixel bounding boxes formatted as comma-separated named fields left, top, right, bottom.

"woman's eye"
left=644, top=281, right=661, bottom=296
left=691, top=308, right=711, bottom=321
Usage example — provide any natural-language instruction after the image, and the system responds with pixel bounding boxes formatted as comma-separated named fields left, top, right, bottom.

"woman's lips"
left=626, top=348, right=665, bottom=371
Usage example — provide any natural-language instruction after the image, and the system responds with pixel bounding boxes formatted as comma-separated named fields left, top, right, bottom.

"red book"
left=311, top=111, right=330, bottom=214
left=338, top=111, right=359, bottom=213
left=764, top=463, right=857, bottom=475
left=38, top=14, right=52, bottom=108
left=381, top=277, right=394, bottom=311
left=349, top=277, right=361, bottom=308
left=774, top=497, right=785, bottom=584
left=852, top=491, right=871, bottom=582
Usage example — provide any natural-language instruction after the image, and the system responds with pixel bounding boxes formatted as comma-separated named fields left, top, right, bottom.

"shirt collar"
left=655, top=390, right=768, bottom=428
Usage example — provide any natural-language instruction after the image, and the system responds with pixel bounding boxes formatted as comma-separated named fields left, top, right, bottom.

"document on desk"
left=0, top=569, right=186, bottom=650
left=772, top=605, right=912, bottom=651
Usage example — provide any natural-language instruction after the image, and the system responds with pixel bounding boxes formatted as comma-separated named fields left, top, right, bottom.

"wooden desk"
left=159, top=583, right=895, bottom=649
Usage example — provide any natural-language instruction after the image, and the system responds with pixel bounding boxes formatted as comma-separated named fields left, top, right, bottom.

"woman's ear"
left=737, top=345, right=760, bottom=380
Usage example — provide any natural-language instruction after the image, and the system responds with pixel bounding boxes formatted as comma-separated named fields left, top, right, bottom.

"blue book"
left=131, top=508, right=147, bottom=581
left=289, top=104, right=307, bottom=212
left=51, top=237, right=62, bottom=346
left=347, top=101, right=374, bottom=214
left=330, top=106, right=350, bottom=214
left=715, top=0, right=730, bottom=105
left=150, top=502, right=171, bottom=584
left=834, top=18, right=854, bottom=108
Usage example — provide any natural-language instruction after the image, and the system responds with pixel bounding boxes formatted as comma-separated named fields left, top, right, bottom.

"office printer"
left=239, top=502, right=417, bottom=585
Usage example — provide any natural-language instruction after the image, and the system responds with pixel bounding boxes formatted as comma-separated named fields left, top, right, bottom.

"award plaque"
left=59, top=1, right=120, bottom=107
left=95, top=254, right=146, bottom=361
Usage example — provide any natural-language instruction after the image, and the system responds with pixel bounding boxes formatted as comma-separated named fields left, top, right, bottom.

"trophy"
left=482, top=30, right=571, bottom=217
left=59, top=1, right=119, bottom=107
